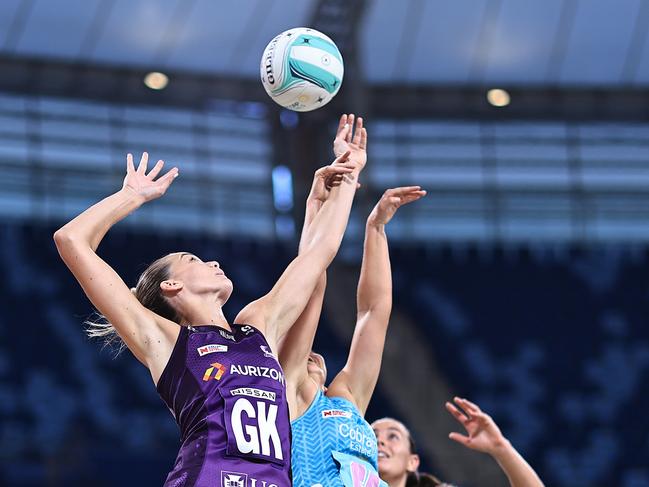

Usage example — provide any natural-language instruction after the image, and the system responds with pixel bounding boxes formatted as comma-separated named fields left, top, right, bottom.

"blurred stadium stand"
left=0, top=224, right=648, bottom=486
left=1, top=0, right=649, bottom=486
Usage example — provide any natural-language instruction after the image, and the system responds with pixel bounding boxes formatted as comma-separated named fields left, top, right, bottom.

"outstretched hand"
left=446, top=397, right=508, bottom=455
left=123, top=152, right=179, bottom=204
left=368, top=186, right=426, bottom=226
left=333, top=114, right=368, bottom=170
left=308, top=151, right=357, bottom=203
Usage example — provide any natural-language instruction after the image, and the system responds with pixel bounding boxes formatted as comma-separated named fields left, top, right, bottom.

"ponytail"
left=85, top=255, right=181, bottom=354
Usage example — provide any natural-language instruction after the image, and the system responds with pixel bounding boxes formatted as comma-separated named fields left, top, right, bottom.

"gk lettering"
left=231, top=398, right=283, bottom=461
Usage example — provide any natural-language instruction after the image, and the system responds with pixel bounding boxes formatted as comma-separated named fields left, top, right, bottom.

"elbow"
left=53, top=228, right=70, bottom=245
left=53, top=228, right=67, bottom=247
left=53, top=228, right=78, bottom=252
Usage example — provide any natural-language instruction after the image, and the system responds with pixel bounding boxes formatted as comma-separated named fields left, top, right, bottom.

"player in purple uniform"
left=53, top=117, right=366, bottom=487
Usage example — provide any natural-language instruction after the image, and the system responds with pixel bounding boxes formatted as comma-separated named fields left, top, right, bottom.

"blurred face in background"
left=372, top=418, right=420, bottom=484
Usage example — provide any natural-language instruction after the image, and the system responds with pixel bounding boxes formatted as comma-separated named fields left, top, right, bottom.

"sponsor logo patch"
left=231, top=387, right=277, bottom=402
left=230, top=364, right=285, bottom=385
left=322, top=409, right=352, bottom=419
left=197, top=344, right=228, bottom=356
left=203, top=362, right=226, bottom=381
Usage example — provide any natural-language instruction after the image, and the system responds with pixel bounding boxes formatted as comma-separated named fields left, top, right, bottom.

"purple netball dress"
left=156, top=323, right=291, bottom=487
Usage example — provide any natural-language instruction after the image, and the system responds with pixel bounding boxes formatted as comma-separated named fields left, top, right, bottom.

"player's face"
left=166, top=252, right=233, bottom=301
left=307, top=351, right=327, bottom=388
left=372, top=419, right=419, bottom=481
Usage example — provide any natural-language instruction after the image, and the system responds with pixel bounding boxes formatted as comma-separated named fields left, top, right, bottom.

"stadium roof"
left=1, top=0, right=648, bottom=86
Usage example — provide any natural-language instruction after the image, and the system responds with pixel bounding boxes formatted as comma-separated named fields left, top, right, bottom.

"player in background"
left=372, top=397, right=544, bottom=487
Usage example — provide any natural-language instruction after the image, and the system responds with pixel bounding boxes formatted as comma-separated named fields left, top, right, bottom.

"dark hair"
left=86, top=255, right=181, bottom=353
left=402, top=424, right=448, bottom=487
left=407, top=473, right=447, bottom=487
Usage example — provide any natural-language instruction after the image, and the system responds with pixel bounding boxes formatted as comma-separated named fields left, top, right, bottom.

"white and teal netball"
left=260, top=27, right=344, bottom=112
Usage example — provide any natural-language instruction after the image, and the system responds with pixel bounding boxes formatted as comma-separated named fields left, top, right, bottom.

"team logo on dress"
left=240, top=325, right=255, bottom=335
left=203, top=362, right=226, bottom=381
left=220, top=329, right=236, bottom=341
left=197, top=344, right=228, bottom=356
left=260, top=345, right=277, bottom=360
left=221, top=471, right=278, bottom=487
left=221, top=471, right=247, bottom=487
left=322, top=409, right=352, bottom=419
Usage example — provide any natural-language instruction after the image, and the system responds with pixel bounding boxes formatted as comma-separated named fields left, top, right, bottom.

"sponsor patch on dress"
left=197, top=344, right=228, bottom=356
left=231, top=387, right=277, bottom=402
left=321, top=409, right=352, bottom=419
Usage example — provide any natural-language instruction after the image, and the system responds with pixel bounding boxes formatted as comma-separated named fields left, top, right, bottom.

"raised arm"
left=237, top=116, right=367, bottom=351
left=53, top=153, right=179, bottom=371
left=446, top=397, right=545, bottom=487
left=329, top=186, right=425, bottom=414
left=278, top=116, right=364, bottom=417
left=279, top=158, right=357, bottom=411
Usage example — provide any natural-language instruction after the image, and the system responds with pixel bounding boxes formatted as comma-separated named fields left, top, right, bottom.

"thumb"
left=449, top=432, right=472, bottom=448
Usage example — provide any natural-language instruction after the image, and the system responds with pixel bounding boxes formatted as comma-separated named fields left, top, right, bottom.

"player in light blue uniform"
left=280, top=114, right=426, bottom=487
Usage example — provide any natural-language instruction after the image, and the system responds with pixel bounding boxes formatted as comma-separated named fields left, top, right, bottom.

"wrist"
left=366, top=218, right=386, bottom=231
left=119, top=187, right=146, bottom=208
left=489, top=438, right=514, bottom=461
left=306, top=197, right=324, bottom=209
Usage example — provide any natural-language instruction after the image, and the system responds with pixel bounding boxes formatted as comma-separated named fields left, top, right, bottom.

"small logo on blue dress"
left=321, top=409, right=352, bottom=419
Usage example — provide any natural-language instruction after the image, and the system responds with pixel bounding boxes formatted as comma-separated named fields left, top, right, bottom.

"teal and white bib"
left=291, top=390, right=387, bottom=487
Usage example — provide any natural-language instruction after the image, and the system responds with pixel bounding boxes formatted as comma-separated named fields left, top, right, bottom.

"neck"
left=181, top=296, right=230, bottom=329
left=384, top=473, right=408, bottom=487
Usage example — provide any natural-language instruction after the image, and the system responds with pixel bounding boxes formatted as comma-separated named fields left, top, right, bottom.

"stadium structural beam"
left=2, top=55, right=649, bottom=122
left=0, top=54, right=267, bottom=110
left=369, top=84, right=649, bottom=121
left=308, top=0, right=369, bottom=116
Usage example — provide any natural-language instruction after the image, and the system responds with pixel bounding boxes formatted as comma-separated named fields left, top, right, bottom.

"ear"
left=160, top=279, right=184, bottom=294
left=407, top=453, right=420, bottom=473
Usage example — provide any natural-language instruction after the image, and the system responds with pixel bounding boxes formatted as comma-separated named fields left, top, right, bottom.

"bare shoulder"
left=234, top=298, right=268, bottom=334
left=139, top=313, right=182, bottom=384
left=292, top=376, right=321, bottom=420
left=326, top=370, right=359, bottom=410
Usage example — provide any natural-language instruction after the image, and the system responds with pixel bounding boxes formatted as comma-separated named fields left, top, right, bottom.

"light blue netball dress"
left=291, top=389, right=388, bottom=487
